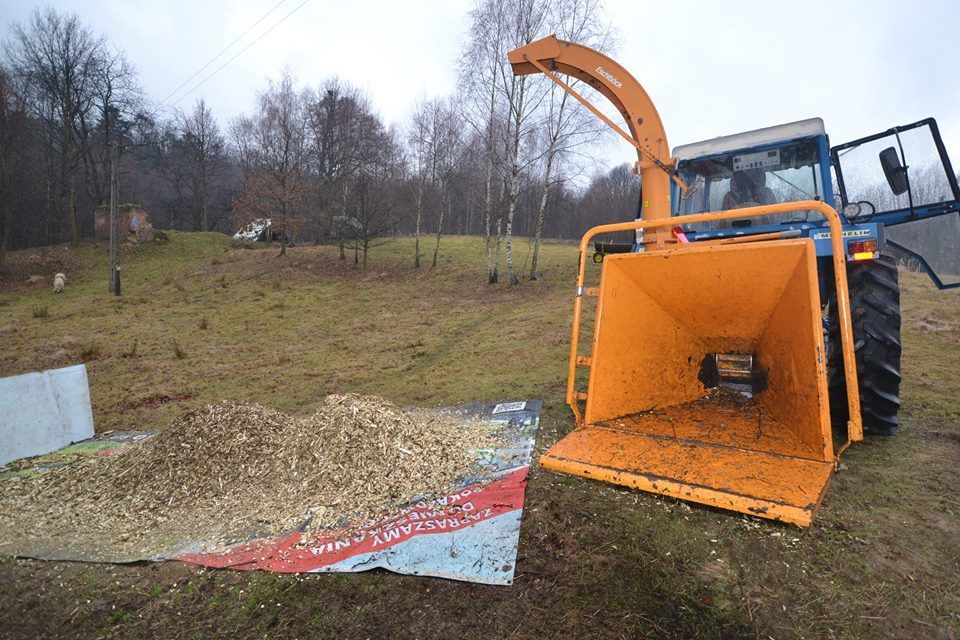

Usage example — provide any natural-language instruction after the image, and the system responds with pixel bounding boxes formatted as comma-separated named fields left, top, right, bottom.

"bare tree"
left=7, top=8, right=106, bottom=246
left=344, top=163, right=403, bottom=274
left=176, top=99, right=227, bottom=231
left=459, top=0, right=507, bottom=284
left=231, top=72, right=309, bottom=256
left=407, top=97, right=432, bottom=267
left=408, top=97, right=464, bottom=268
left=76, top=47, right=142, bottom=209
left=500, top=0, right=550, bottom=285
left=530, top=0, right=613, bottom=280
left=305, top=81, right=387, bottom=258
left=0, top=68, right=27, bottom=271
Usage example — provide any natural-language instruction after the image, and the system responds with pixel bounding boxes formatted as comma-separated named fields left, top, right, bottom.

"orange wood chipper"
left=508, top=36, right=960, bottom=526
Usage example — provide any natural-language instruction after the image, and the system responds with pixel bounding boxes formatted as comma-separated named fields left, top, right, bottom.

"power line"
left=158, top=0, right=288, bottom=106
left=170, top=0, right=310, bottom=107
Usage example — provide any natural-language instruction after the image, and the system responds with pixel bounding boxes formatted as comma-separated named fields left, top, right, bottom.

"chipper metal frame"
left=556, top=203, right=861, bottom=526
left=509, top=36, right=868, bottom=526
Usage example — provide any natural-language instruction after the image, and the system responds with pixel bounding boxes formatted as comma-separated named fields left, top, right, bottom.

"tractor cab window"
left=832, top=119, right=960, bottom=288
left=674, top=140, right=824, bottom=229
left=832, top=121, right=956, bottom=215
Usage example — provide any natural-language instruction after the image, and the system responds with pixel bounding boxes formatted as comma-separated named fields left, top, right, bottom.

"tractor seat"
left=723, top=169, right=778, bottom=210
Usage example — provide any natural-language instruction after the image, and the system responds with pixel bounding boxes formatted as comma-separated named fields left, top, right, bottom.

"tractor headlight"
left=843, top=202, right=863, bottom=219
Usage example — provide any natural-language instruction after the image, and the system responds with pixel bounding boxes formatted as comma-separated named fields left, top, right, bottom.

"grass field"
left=0, top=232, right=958, bottom=639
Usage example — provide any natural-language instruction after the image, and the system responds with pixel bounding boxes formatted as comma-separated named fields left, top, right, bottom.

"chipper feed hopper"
left=508, top=36, right=960, bottom=526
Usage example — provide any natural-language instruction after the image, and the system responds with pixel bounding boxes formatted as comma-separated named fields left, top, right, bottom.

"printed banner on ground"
left=0, top=401, right=540, bottom=586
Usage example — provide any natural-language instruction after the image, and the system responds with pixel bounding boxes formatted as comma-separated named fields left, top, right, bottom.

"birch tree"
left=430, top=99, right=464, bottom=268
left=407, top=98, right=432, bottom=267
left=407, top=97, right=464, bottom=268
left=530, top=0, right=612, bottom=280
left=460, top=0, right=510, bottom=283
left=501, top=0, right=549, bottom=285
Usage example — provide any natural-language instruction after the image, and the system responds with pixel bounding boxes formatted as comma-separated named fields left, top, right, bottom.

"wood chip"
left=0, top=395, right=501, bottom=558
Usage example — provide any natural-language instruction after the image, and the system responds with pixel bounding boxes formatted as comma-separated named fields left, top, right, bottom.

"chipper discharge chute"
left=545, top=238, right=834, bottom=526
left=503, top=35, right=960, bottom=525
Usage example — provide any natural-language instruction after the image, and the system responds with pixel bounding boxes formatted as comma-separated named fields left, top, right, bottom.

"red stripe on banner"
left=176, top=466, right=530, bottom=572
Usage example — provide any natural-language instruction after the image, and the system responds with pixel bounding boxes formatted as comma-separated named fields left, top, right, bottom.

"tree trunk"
left=505, top=78, right=526, bottom=286
left=279, top=197, right=287, bottom=256
left=69, top=172, right=79, bottom=247
left=482, top=52, right=499, bottom=284
left=413, top=180, right=423, bottom=267
left=362, top=243, right=368, bottom=275
left=505, top=190, right=519, bottom=285
left=530, top=145, right=556, bottom=281
left=339, top=183, right=347, bottom=260
left=491, top=173, right=507, bottom=285
left=200, top=167, right=208, bottom=232
left=432, top=181, right=447, bottom=268
left=530, top=89, right=568, bottom=281
left=44, top=173, right=53, bottom=246
left=483, top=150, right=495, bottom=283
left=0, top=154, right=11, bottom=273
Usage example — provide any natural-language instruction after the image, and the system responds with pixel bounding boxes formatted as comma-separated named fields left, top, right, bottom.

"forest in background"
left=0, top=0, right=644, bottom=281
left=1, top=1, right=956, bottom=281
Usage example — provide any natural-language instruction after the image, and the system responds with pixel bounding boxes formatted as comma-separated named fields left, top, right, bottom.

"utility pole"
left=108, top=141, right=120, bottom=296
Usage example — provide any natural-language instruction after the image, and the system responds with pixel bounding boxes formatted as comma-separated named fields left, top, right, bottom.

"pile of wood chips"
left=0, top=394, right=500, bottom=560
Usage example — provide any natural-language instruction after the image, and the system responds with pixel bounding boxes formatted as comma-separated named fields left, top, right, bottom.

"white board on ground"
left=0, top=364, right=95, bottom=466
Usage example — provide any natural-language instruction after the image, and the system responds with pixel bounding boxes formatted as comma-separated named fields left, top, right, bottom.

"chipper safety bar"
left=509, top=36, right=863, bottom=526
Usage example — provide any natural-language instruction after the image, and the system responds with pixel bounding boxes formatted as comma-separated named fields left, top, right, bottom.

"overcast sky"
left=2, top=0, right=958, bottom=174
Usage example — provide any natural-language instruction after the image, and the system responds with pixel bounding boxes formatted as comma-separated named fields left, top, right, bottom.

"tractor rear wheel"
left=827, top=253, right=902, bottom=436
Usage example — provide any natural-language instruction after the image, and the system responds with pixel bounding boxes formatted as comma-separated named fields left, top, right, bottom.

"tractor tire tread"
left=827, top=252, right=902, bottom=437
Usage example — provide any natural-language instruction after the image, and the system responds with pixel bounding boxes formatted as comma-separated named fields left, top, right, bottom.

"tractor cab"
left=671, top=117, right=960, bottom=289
left=673, top=118, right=833, bottom=229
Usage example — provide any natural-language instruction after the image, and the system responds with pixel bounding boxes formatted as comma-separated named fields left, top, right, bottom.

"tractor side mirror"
left=879, top=147, right=909, bottom=195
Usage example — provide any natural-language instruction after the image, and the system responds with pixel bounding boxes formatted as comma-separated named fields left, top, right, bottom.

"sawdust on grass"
left=0, top=394, right=501, bottom=561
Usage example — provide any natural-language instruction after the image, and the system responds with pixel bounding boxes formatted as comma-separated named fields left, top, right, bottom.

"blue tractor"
left=663, top=117, right=960, bottom=435
left=509, top=35, right=959, bottom=523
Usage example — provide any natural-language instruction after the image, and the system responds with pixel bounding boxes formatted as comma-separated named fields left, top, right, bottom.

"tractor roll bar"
left=568, top=200, right=863, bottom=452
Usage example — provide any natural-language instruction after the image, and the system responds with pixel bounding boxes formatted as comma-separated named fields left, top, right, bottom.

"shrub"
left=122, top=341, right=138, bottom=358
left=172, top=341, right=186, bottom=359
left=80, top=342, right=101, bottom=360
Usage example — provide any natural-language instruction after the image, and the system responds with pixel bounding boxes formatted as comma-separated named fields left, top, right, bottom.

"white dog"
left=53, top=272, right=66, bottom=293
